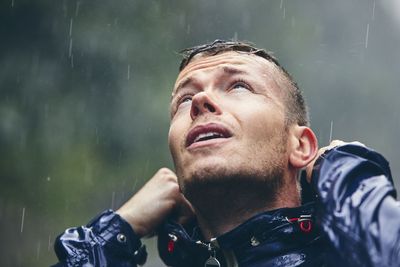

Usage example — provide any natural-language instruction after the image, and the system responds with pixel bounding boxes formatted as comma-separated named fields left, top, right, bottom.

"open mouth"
left=186, top=123, right=232, bottom=148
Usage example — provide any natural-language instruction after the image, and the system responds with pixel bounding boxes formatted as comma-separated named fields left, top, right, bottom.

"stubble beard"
left=176, top=133, right=288, bottom=217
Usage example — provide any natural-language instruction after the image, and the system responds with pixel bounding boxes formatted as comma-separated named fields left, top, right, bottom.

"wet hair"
left=179, top=40, right=310, bottom=127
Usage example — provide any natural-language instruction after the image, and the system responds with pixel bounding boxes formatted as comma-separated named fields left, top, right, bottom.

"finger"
left=329, top=140, right=345, bottom=148
left=157, top=167, right=178, bottom=182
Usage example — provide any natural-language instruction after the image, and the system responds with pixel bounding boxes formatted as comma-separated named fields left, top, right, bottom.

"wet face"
left=168, top=51, right=290, bottom=195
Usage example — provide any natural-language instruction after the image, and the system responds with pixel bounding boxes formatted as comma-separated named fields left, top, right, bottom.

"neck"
left=185, top=174, right=301, bottom=241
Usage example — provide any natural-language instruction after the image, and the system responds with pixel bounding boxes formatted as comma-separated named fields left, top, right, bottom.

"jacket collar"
left=215, top=203, right=315, bottom=250
left=158, top=203, right=320, bottom=267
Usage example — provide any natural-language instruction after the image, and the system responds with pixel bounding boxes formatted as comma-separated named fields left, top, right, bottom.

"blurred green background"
left=1, top=0, right=400, bottom=266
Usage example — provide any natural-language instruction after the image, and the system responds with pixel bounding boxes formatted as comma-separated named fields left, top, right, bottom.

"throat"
left=184, top=179, right=287, bottom=240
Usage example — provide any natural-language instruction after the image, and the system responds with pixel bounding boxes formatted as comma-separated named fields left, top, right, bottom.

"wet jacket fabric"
left=310, top=143, right=398, bottom=267
left=52, top=143, right=399, bottom=266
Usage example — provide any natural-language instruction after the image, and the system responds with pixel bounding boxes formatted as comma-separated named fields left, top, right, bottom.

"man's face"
left=168, top=51, right=290, bottom=193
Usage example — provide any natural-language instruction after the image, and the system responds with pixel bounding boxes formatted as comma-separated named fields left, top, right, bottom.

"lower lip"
left=187, top=137, right=232, bottom=150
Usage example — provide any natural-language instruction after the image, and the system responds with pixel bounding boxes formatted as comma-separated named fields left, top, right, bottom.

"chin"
left=176, top=157, right=231, bottom=189
left=179, top=160, right=286, bottom=209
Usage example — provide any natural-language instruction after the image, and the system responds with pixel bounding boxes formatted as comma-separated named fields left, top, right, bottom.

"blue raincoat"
left=52, top=143, right=399, bottom=266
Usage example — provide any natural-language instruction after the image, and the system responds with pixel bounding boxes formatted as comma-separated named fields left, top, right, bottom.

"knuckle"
left=169, top=182, right=180, bottom=193
left=158, top=170, right=177, bottom=181
left=331, top=139, right=344, bottom=145
left=158, top=167, right=171, bottom=174
left=159, top=168, right=177, bottom=177
left=153, top=168, right=178, bottom=185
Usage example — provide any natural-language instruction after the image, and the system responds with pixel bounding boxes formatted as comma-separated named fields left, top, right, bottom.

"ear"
left=288, top=126, right=318, bottom=169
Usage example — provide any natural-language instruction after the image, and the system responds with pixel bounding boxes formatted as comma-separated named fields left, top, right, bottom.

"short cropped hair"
left=178, top=40, right=309, bottom=127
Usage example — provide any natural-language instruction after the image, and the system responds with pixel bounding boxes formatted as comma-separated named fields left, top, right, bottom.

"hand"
left=305, top=140, right=346, bottom=183
left=116, top=168, right=195, bottom=238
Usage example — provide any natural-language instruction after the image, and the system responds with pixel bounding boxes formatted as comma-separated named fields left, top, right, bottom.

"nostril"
left=192, top=106, right=199, bottom=117
left=204, top=103, right=216, bottom=112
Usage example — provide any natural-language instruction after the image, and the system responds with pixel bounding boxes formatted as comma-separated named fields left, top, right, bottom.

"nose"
left=190, top=91, right=222, bottom=120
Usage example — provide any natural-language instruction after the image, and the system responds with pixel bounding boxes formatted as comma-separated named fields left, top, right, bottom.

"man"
left=53, top=40, right=399, bottom=267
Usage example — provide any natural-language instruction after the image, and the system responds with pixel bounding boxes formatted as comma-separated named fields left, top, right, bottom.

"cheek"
left=168, top=119, right=186, bottom=158
left=240, top=109, right=286, bottom=145
left=168, top=126, right=178, bottom=156
left=238, top=100, right=284, bottom=127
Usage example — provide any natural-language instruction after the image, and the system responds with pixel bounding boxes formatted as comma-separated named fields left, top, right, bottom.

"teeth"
left=194, top=132, right=223, bottom=143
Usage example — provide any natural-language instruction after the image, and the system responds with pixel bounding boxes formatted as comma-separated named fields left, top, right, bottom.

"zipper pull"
left=204, top=248, right=220, bottom=267
left=204, top=239, right=221, bottom=267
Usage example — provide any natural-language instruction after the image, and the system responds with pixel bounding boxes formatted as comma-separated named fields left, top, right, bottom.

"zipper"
left=196, top=238, right=239, bottom=267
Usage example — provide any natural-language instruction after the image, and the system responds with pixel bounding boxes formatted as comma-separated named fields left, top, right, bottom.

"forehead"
left=173, top=51, right=280, bottom=95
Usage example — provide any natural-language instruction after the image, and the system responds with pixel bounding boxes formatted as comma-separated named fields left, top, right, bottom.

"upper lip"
left=186, top=123, right=232, bottom=147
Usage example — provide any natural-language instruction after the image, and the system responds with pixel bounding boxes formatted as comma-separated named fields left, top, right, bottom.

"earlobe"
left=289, top=126, right=318, bottom=169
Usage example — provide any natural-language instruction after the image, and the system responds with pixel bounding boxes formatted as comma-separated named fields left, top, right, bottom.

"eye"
left=177, top=95, right=193, bottom=108
left=230, top=80, right=251, bottom=91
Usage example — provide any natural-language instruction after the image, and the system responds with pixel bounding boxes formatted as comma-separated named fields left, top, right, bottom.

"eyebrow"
left=172, top=66, right=248, bottom=98
left=173, top=77, right=193, bottom=98
left=221, top=66, right=247, bottom=76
